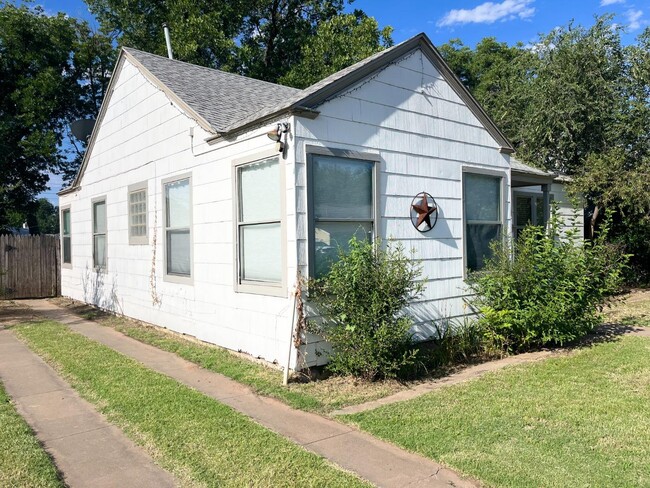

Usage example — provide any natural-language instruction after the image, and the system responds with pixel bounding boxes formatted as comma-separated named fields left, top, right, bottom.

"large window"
left=92, top=199, right=107, bottom=270
left=236, top=156, right=283, bottom=290
left=464, top=172, right=503, bottom=271
left=164, top=176, right=191, bottom=279
left=309, top=152, right=375, bottom=278
left=128, top=182, right=147, bottom=245
left=61, top=207, right=71, bottom=266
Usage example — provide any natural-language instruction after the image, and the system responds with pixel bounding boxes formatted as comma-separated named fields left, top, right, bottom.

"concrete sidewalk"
left=0, top=329, right=176, bottom=488
left=23, top=299, right=477, bottom=488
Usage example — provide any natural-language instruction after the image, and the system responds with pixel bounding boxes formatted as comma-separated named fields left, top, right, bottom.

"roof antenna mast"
left=163, top=23, right=173, bottom=60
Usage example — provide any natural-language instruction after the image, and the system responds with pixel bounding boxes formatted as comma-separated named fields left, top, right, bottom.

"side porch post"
left=542, top=183, right=551, bottom=227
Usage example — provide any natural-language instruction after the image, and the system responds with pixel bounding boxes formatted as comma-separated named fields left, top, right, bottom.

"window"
left=514, top=193, right=547, bottom=238
left=164, top=176, right=191, bottom=279
left=464, top=172, right=503, bottom=271
left=128, top=182, right=147, bottom=245
left=236, top=156, right=283, bottom=290
left=61, top=207, right=71, bottom=266
left=92, top=199, right=107, bottom=270
left=309, top=152, right=375, bottom=278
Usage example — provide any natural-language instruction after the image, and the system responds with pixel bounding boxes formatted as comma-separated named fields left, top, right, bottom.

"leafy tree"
left=279, top=11, right=392, bottom=88
left=236, top=0, right=346, bottom=82
left=0, top=4, right=78, bottom=230
left=26, top=198, right=60, bottom=234
left=0, top=3, right=113, bottom=230
left=440, top=16, right=650, bottom=279
left=82, top=0, right=393, bottom=85
left=84, top=0, right=244, bottom=69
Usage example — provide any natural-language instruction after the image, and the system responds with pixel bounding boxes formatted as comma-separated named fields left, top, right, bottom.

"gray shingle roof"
left=123, top=47, right=301, bottom=132
left=511, top=158, right=554, bottom=177
left=123, top=34, right=515, bottom=155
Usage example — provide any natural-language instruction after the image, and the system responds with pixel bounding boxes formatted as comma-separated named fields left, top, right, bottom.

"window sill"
left=235, top=281, right=288, bottom=298
left=163, top=273, right=193, bottom=285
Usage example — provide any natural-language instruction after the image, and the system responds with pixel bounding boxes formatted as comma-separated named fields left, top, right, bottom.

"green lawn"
left=0, top=381, right=63, bottom=488
left=50, top=297, right=404, bottom=413
left=15, top=321, right=369, bottom=488
left=342, top=335, right=650, bottom=487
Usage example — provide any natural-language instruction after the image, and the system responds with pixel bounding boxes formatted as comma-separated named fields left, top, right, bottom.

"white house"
left=58, top=33, right=581, bottom=370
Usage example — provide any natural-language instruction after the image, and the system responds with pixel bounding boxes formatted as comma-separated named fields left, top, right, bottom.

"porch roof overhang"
left=511, top=159, right=556, bottom=187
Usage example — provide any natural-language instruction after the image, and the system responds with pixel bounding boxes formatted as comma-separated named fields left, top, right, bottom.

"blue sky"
left=34, top=0, right=647, bottom=203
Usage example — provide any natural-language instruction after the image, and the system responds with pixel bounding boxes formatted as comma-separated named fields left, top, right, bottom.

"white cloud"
left=600, top=0, right=625, bottom=6
left=626, top=8, right=645, bottom=30
left=437, top=0, right=535, bottom=27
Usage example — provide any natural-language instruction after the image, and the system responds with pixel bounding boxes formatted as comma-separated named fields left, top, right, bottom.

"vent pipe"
left=163, top=23, right=173, bottom=59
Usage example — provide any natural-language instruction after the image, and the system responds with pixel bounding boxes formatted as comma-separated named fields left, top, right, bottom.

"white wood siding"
left=551, top=182, right=585, bottom=239
left=60, top=59, right=298, bottom=367
left=294, top=49, right=512, bottom=366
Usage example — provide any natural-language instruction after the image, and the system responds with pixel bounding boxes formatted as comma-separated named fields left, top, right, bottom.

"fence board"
left=0, top=235, right=60, bottom=299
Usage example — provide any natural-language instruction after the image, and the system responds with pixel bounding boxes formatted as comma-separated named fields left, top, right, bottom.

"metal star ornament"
left=410, top=192, right=438, bottom=232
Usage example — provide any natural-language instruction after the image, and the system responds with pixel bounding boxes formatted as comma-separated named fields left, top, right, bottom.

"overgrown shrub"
left=309, top=238, right=423, bottom=380
left=418, top=317, right=495, bottom=372
left=467, top=208, right=628, bottom=352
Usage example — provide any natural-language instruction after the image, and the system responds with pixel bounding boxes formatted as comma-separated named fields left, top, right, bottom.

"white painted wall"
left=551, top=181, right=584, bottom=238
left=60, top=58, right=298, bottom=367
left=293, top=49, right=512, bottom=366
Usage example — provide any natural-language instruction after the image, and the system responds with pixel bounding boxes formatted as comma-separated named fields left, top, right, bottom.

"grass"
left=0, top=382, right=64, bottom=487
left=49, top=297, right=405, bottom=413
left=605, top=288, right=650, bottom=327
left=342, top=334, right=650, bottom=487
left=14, top=320, right=370, bottom=488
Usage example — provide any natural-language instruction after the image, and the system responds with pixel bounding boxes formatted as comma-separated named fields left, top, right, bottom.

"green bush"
left=467, top=209, right=628, bottom=352
left=309, top=238, right=423, bottom=380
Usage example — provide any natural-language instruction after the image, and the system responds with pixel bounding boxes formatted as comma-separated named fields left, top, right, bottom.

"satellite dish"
left=70, top=119, right=96, bottom=141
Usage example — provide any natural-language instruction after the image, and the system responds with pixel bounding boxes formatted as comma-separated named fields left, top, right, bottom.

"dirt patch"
left=0, top=300, right=40, bottom=327
left=605, top=288, right=650, bottom=327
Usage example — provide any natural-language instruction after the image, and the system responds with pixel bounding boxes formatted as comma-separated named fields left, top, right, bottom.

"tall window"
left=61, top=208, right=71, bottom=266
left=128, top=183, right=147, bottom=245
left=164, top=177, right=191, bottom=278
left=310, top=153, right=375, bottom=278
left=236, top=156, right=282, bottom=287
left=92, top=199, right=107, bottom=270
left=464, top=173, right=502, bottom=271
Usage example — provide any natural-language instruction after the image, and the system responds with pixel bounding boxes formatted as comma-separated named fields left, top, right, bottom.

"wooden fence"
left=0, top=234, right=60, bottom=299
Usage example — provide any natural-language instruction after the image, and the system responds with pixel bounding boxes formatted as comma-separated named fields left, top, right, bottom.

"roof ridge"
left=121, top=46, right=302, bottom=94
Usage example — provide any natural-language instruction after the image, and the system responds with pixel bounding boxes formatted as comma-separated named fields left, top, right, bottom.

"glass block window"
left=464, top=173, right=502, bottom=271
left=128, top=185, right=147, bottom=244
left=310, top=154, right=375, bottom=278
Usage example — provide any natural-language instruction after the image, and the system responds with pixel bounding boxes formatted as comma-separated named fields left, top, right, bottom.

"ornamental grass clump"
left=309, top=238, right=423, bottom=380
left=467, top=208, right=628, bottom=352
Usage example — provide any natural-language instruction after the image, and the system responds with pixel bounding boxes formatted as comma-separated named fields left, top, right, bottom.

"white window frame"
left=232, top=148, right=287, bottom=297
left=91, top=196, right=107, bottom=272
left=128, top=181, right=148, bottom=245
left=306, top=145, right=380, bottom=279
left=162, top=173, right=193, bottom=284
left=512, top=189, right=554, bottom=237
left=462, top=167, right=507, bottom=276
left=60, top=205, right=72, bottom=269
